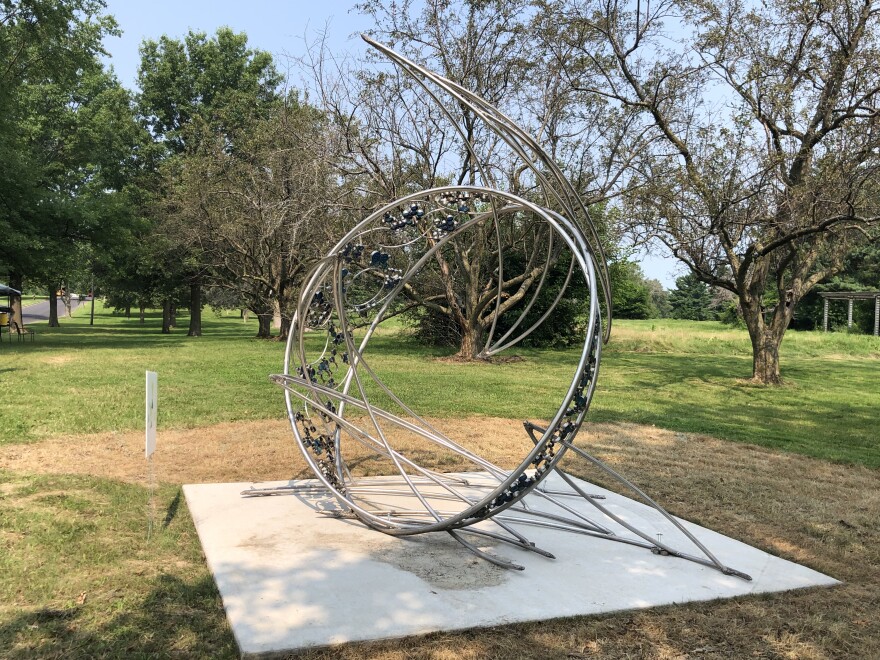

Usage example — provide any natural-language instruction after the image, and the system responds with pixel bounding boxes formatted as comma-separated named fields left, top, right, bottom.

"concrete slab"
left=184, top=472, right=838, bottom=657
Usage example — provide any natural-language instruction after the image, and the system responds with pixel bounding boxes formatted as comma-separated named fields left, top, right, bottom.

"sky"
left=100, top=0, right=683, bottom=288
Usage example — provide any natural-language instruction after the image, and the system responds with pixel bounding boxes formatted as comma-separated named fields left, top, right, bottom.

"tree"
left=136, top=27, right=282, bottom=336
left=550, top=0, right=880, bottom=383
left=0, top=0, right=127, bottom=330
left=32, top=65, right=148, bottom=325
left=170, top=96, right=335, bottom=339
left=668, top=274, right=714, bottom=321
left=307, top=0, right=628, bottom=357
left=137, top=28, right=281, bottom=154
left=609, top=260, right=651, bottom=319
left=644, top=278, right=671, bottom=318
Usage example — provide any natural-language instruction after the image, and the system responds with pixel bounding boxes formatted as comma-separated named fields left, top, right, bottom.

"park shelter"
left=818, top=291, right=880, bottom=335
left=0, top=283, right=21, bottom=339
left=0, top=283, right=20, bottom=314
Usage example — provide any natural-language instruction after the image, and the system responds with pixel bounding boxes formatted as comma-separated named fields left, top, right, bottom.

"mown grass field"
left=1, top=304, right=877, bottom=466
left=1, top=304, right=878, bottom=658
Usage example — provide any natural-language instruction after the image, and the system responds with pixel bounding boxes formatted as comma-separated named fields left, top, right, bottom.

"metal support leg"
left=848, top=299, right=853, bottom=328
left=823, top=299, right=829, bottom=332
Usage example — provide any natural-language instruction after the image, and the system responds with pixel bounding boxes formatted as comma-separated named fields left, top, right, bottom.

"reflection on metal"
left=257, top=36, right=750, bottom=580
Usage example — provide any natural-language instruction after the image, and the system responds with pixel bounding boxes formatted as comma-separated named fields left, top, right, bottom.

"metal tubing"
left=263, top=37, right=749, bottom=581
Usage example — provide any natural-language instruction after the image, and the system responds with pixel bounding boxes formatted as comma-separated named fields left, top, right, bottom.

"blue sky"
left=101, top=0, right=682, bottom=288
left=102, top=0, right=369, bottom=90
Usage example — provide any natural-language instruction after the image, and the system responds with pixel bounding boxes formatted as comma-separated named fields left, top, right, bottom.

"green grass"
left=1, top=309, right=878, bottom=658
left=0, top=471, right=235, bottom=657
left=0, top=305, right=877, bottom=466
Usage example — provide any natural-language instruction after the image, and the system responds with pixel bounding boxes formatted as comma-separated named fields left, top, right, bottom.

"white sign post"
left=145, top=371, right=158, bottom=458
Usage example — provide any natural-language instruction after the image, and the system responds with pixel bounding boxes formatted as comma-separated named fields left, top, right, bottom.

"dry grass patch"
left=38, top=355, right=76, bottom=366
left=2, top=418, right=878, bottom=659
left=0, top=416, right=543, bottom=485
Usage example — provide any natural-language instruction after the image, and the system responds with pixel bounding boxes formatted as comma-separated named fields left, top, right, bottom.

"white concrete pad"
left=184, top=472, right=838, bottom=657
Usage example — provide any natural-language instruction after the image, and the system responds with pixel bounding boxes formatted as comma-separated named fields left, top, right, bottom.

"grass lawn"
left=1, top=424, right=878, bottom=658
left=1, top=305, right=877, bottom=466
left=1, top=305, right=878, bottom=658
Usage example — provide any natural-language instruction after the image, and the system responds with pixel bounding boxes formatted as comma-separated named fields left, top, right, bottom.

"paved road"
left=22, top=298, right=89, bottom=324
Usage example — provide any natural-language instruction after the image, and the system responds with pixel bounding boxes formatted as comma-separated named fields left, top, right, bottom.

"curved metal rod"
left=266, top=38, right=749, bottom=581
left=361, top=34, right=613, bottom=342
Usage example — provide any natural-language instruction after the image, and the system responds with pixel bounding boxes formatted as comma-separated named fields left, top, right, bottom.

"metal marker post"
left=146, top=371, right=158, bottom=538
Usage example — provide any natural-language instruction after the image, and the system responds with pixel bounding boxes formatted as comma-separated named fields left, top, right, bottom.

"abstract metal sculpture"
left=254, top=36, right=750, bottom=580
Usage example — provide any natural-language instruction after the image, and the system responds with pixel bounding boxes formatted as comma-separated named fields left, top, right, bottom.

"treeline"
left=2, top=0, right=878, bottom=383
left=0, top=1, right=144, bottom=326
left=0, top=2, right=345, bottom=338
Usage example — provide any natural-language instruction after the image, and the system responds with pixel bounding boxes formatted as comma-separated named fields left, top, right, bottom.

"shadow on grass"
left=588, top=352, right=879, bottom=466
left=0, top=572, right=238, bottom=659
left=163, top=489, right=182, bottom=529
left=6, top=307, right=276, bottom=354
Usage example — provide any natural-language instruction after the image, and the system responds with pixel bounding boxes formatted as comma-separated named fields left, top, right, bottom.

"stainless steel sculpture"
left=254, top=36, right=750, bottom=580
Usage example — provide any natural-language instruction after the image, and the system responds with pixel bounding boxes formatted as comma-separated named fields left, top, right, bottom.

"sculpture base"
left=184, top=472, right=837, bottom=658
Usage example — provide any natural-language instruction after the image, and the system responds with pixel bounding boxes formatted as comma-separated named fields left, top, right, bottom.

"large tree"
left=550, top=0, right=880, bottom=382
left=0, top=0, right=128, bottom=330
left=309, top=0, right=634, bottom=357
left=168, top=96, right=335, bottom=339
left=136, top=27, right=282, bottom=336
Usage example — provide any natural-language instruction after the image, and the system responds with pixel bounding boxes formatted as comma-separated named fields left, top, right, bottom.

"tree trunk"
left=187, top=281, right=202, bottom=337
left=741, top=296, right=788, bottom=385
left=279, top=315, right=291, bottom=341
left=139, top=305, right=146, bottom=324
left=169, top=303, right=177, bottom=328
left=48, top=287, right=60, bottom=327
left=9, top=272, right=23, bottom=332
left=272, top=300, right=282, bottom=330
left=125, top=305, right=131, bottom=318
left=162, top=299, right=172, bottom=334
left=750, top=329, right=782, bottom=384
left=256, top=313, right=272, bottom=338
left=455, top=322, right=484, bottom=360
left=241, top=308, right=250, bottom=322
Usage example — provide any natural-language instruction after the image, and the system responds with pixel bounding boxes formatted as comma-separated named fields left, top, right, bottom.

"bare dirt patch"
left=0, top=419, right=298, bottom=485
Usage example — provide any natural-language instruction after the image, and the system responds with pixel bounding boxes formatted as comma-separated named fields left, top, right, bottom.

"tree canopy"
left=547, top=0, right=880, bottom=382
left=134, top=27, right=283, bottom=335
left=0, top=0, right=145, bottom=328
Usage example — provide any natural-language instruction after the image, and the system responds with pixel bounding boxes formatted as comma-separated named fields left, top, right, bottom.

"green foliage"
left=137, top=27, right=282, bottom=154
left=644, top=278, right=671, bottom=318
left=792, top=241, right=880, bottom=332
left=716, top=299, right=745, bottom=328
left=487, top=252, right=590, bottom=348
left=609, top=260, right=652, bottom=319
left=0, top=1, right=147, bottom=309
left=668, top=273, right=714, bottom=321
